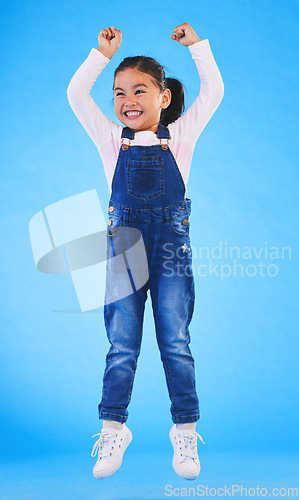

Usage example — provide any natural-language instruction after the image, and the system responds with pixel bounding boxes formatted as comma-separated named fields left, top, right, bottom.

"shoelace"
left=91, top=430, right=117, bottom=459
left=176, top=431, right=205, bottom=461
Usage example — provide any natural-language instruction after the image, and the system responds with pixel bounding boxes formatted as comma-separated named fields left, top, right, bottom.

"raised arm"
left=169, top=23, right=224, bottom=144
left=66, top=27, right=122, bottom=149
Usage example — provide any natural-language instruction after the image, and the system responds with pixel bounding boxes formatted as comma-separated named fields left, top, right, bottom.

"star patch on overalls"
left=181, top=243, right=191, bottom=255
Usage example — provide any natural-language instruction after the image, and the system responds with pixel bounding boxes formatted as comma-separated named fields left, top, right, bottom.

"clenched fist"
left=170, top=23, right=201, bottom=46
left=97, top=26, right=122, bottom=59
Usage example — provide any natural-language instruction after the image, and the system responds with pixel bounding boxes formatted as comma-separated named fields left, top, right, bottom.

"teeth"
left=125, top=111, right=142, bottom=117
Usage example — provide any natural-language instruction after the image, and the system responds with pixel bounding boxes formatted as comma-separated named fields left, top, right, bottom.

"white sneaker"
left=169, top=424, right=205, bottom=480
left=91, top=424, right=132, bottom=479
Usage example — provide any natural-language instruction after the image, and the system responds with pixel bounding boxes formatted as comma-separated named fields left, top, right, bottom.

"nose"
left=124, top=94, right=137, bottom=107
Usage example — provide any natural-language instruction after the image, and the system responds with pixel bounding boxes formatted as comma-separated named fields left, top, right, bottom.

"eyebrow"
left=114, top=83, right=148, bottom=92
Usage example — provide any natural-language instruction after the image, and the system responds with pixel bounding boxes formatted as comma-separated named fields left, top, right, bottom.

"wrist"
left=97, top=48, right=113, bottom=60
left=188, top=36, right=201, bottom=46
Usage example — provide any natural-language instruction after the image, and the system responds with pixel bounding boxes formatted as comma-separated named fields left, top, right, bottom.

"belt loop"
left=123, top=207, right=129, bottom=224
left=163, top=206, right=171, bottom=222
left=186, top=197, right=191, bottom=214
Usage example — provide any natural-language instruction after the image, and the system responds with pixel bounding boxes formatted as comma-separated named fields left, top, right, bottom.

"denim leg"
left=98, top=282, right=148, bottom=422
left=148, top=225, right=200, bottom=423
left=98, top=227, right=149, bottom=423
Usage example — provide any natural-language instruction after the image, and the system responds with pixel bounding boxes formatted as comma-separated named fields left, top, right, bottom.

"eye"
left=135, top=90, right=145, bottom=94
left=116, top=92, right=125, bottom=97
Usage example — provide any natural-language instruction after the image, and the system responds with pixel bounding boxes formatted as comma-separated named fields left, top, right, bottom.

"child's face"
left=113, top=68, right=171, bottom=133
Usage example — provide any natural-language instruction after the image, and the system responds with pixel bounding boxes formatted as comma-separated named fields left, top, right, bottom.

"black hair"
left=113, top=56, right=185, bottom=126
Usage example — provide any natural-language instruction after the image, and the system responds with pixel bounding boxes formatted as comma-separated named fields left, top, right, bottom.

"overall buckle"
left=160, top=138, right=169, bottom=151
left=121, top=138, right=131, bottom=151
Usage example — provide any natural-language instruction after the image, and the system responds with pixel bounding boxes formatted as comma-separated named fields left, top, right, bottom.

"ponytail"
left=160, top=77, right=185, bottom=126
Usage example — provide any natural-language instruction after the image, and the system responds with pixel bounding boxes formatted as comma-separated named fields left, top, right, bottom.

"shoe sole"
left=93, top=428, right=132, bottom=480
left=169, top=426, right=201, bottom=480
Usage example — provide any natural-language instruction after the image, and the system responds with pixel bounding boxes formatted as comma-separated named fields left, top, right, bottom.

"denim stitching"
left=164, top=146, right=186, bottom=194
left=98, top=410, right=127, bottom=423
left=108, top=198, right=190, bottom=216
left=170, top=215, right=190, bottom=237
left=173, top=414, right=200, bottom=423
left=126, top=160, right=165, bottom=200
left=107, top=212, right=124, bottom=239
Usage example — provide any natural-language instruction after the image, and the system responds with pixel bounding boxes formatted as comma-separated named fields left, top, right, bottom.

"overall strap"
left=121, top=127, right=135, bottom=140
left=156, top=124, right=170, bottom=150
left=121, top=124, right=170, bottom=151
left=121, top=127, right=135, bottom=151
left=156, top=124, right=170, bottom=140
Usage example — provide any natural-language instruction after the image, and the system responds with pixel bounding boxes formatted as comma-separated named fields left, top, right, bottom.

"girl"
left=67, top=22, right=224, bottom=480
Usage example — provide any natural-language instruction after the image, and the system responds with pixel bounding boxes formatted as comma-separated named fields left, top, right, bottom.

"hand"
left=170, top=23, right=201, bottom=47
left=97, top=26, right=122, bottom=59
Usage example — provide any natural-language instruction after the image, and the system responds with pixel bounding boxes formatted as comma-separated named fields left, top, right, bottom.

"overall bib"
left=98, top=124, right=200, bottom=424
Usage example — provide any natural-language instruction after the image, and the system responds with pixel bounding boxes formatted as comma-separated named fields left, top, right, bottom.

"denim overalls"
left=98, top=124, right=200, bottom=424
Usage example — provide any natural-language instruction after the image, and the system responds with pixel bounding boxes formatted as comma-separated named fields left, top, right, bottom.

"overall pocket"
left=171, top=213, right=190, bottom=237
left=126, top=156, right=165, bottom=200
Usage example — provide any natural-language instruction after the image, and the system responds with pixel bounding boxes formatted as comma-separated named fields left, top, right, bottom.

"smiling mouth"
left=124, top=110, right=143, bottom=117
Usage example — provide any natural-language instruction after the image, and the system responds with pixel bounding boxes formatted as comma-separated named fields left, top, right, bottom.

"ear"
left=161, top=88, right=171, bottom=109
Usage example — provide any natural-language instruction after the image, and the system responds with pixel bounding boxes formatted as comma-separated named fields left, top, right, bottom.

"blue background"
left=1, top=0, right=298, bottom=498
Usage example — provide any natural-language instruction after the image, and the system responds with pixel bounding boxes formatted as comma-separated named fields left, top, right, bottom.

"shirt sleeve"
left=168, top=39, right=224, bottom=146
left=66, top=48, right=121, bottom=149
